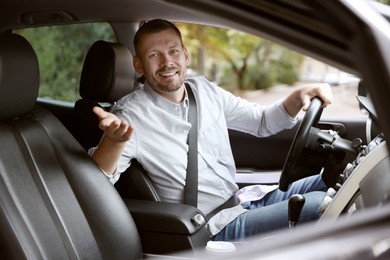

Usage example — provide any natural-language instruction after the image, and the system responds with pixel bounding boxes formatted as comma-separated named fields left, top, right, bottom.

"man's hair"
left=133, top=19, right=184, bottom=56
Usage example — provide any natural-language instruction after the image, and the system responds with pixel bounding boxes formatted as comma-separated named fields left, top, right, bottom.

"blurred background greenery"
left=177, top=23, right=304, bottom=93
left=17, top=22, right=303, bottom=102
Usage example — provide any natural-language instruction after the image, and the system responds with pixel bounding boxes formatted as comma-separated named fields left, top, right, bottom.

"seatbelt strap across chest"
left=184, top=84, right=198, bottom=207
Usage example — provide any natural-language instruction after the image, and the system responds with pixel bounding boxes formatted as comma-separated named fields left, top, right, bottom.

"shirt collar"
left=143, top=80, right=189, bottom=116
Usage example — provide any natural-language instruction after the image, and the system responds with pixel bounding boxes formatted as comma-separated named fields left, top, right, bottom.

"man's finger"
left=92, top=106, right=108, bottom=120
left=302, top=96, right=311, bottom=111
left=115, top=122, right=134, bottom=141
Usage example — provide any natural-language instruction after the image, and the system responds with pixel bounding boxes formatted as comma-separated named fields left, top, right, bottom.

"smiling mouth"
left=158, top=66, right=179, bottom=78
left=158, top=71, right=177, bottom=77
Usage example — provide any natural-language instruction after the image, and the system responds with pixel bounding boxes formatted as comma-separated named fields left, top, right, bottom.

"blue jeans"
left=213, top=174, right=327, bottom=241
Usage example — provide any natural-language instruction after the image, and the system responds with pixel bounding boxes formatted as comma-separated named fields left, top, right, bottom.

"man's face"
left=133, top=28, right=190, bottom=94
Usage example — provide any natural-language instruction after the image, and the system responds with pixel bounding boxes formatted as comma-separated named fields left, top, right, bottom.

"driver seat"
left=74, top=40, right=162, bottom=202
left=73, top=40, right=213, bottom=255
left=74, top=40, right=135, bottom=150
left=0, top=33, right=143, bottom=259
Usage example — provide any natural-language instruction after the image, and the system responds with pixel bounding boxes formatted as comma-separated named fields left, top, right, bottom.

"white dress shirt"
left=90, top=76, right=297, bottom=235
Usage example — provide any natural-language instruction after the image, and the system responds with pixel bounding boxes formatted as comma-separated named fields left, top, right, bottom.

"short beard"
left=155, top=78, right=184, bottom=93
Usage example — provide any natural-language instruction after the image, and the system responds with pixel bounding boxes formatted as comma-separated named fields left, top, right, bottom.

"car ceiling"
left=0, top=0, right=206, bottom=28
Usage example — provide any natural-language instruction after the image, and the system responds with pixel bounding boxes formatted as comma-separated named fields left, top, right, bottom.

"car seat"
left=74, top=40, right=161, bottom=202
left=74, top=40, right=135, bottom=151
left=0, top=32, right=143, bottom=259
left=73, top=41, right=211, bottom=255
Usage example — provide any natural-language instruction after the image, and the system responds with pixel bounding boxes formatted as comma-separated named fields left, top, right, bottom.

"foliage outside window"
left=177, top=23, right=304, bottom=93
left=14, top=22, right=359, bottom=117
left=15, top=23, right=116, bottom=102
left=16, top=22, right=302, bottom=101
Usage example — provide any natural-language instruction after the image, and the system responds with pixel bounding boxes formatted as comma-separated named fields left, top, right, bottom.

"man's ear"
left=184, top=47, right=190, bottom=66
left=133, top=56, right=144, bottom=75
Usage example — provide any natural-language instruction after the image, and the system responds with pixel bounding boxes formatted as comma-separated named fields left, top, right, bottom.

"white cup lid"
left=205, top=241, right=236, bottom=254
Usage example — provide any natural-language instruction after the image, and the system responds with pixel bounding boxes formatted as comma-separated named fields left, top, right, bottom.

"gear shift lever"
left=288, top=194, right=305, bottom=228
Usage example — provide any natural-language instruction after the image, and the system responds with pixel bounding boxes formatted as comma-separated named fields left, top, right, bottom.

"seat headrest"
left=80, top=40, right=134, bottom=102
left=0, top=33, right=39, bottom=120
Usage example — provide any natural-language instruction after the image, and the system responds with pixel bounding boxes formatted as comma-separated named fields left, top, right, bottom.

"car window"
left=15, top=23, right=116, bottom=102
left=177, top=23, right=361, bottom=117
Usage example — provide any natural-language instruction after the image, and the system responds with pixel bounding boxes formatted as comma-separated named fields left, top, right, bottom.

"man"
left=89, top=19, right=334, bottom=241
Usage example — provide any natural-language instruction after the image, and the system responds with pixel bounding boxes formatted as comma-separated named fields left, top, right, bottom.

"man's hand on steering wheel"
left=279, top=83, right=333, bottom=192
left=283, top=83, right=333, bottom=118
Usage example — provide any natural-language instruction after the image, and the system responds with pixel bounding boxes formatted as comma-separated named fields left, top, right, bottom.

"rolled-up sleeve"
left=221, top=88, right=297, bottom=137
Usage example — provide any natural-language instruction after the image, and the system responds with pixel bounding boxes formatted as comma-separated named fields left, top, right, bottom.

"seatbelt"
left=184, top=84, right=198, bottom=207
left=206, top=194, right=239, bottom=220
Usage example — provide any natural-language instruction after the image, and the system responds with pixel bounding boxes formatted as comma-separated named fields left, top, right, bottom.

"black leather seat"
left=74, top=40, right=135, bottom=150
left=72, top=41, right=212, bottom=255
left=0, top=33, right=143, bottom=259
left=74, top=40, right=161, bottom=202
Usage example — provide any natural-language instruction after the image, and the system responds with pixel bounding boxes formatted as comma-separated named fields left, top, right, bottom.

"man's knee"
left=299, top=191, right=327, bottom=222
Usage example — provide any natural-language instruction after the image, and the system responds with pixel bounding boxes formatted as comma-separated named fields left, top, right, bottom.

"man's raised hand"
left=93, top=106, right=134, bottom=142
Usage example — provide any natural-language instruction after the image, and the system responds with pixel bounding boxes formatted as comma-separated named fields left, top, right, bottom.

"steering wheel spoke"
left=279, top=97, right=323, bottom=191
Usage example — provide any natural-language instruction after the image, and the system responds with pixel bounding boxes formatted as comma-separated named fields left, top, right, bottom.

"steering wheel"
left=279, top=97, right=323, bottom=191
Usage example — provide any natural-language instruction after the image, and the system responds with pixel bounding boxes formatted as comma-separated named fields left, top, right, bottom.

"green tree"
left=16, top=22, right=303, bottom=101
left=16, top=23, right=115, bottom=101
left=179, top=24, right=304, bottom=92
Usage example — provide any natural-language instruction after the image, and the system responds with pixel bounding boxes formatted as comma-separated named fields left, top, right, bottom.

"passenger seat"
left=0, top=33, right=143, bottom=259
left=74, top=40, right=135, bottom=150
left=74, top=40, right=160, bottom=202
